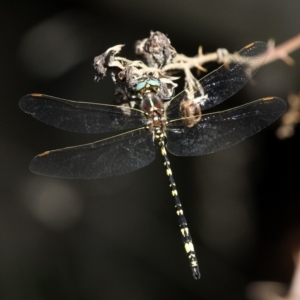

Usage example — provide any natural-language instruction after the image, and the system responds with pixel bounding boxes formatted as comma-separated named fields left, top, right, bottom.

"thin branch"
left=264, top=34, right=300, bottom=66
left=276, top=93, right=300, bottom=139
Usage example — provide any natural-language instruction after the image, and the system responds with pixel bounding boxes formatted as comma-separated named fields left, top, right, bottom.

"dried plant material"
left=276, top=93, right=300, bottom=139
left=93, top=31, right=251, bottom=109
left=94, top=32, right=300, bottom=113
left=246, top=250, right=300, bottom=300
left=264, top=35, right=300, bottom=66
left=135, top=31, right=177, bottom=68
left=246, top=281, right=287, bottom=300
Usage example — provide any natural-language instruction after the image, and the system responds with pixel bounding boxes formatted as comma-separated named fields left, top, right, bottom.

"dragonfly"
left=19, top=42, right=286, bottom=280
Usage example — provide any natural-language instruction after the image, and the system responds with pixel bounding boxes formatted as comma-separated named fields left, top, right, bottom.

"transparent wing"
left=166, top=42, right=268, bottom=119
left=166, top=97, right=286, bottom=156
left=19, top=94, right=146, bottom=133
left=29, top=129, right=156, bottom=179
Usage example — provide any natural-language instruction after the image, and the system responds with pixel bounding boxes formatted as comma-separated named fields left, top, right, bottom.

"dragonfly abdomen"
left=159, top=137, right=201, bottom=279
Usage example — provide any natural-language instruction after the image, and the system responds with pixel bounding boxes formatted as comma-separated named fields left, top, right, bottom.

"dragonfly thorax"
left=142, top=92, right=167, bottom=133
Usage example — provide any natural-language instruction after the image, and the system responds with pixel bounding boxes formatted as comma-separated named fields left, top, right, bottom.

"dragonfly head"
left=133, top=77, right=161, bottom=97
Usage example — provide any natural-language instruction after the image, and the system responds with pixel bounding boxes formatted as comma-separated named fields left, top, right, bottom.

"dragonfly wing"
left=166, top=97, right=286, bottom=156
left=19, top=94, right=146, bottom=133
left=166, top=42, right=268, bottom=119
left=29, top=129, right=156, bottom=179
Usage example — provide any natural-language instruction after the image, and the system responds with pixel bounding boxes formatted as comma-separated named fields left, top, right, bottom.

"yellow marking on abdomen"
left=181, top=228, right=190, bottom=237
left=190, top=260, right=198, bottom=267
left=176, top=209, right=183, bottom=215
left=161, top=147, right=167, bottom=156
left=166, top=168, right=172, bottom=176
left=184, top=242, right=195, bottom=253
left=171, top=189, right=178, bottom=196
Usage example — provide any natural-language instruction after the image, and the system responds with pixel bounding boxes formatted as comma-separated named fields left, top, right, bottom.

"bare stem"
left=264, top=34, right=300, bottom=65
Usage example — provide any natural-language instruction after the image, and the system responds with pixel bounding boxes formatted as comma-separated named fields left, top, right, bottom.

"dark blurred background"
left=1, top=0, right=300, bottom=299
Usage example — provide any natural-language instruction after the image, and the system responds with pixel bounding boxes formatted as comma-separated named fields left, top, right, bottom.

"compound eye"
left=135, top=82, right=146, bottom=92
left=147, top=79, right=160, bottom=87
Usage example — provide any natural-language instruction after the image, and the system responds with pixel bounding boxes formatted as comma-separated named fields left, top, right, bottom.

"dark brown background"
left=1, top=0, right=300, bottom=299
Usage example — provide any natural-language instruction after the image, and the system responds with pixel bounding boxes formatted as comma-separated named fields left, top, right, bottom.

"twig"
left=276, top=93, right=300, bottom=139
left=264, top=34, right=300, bottom=66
